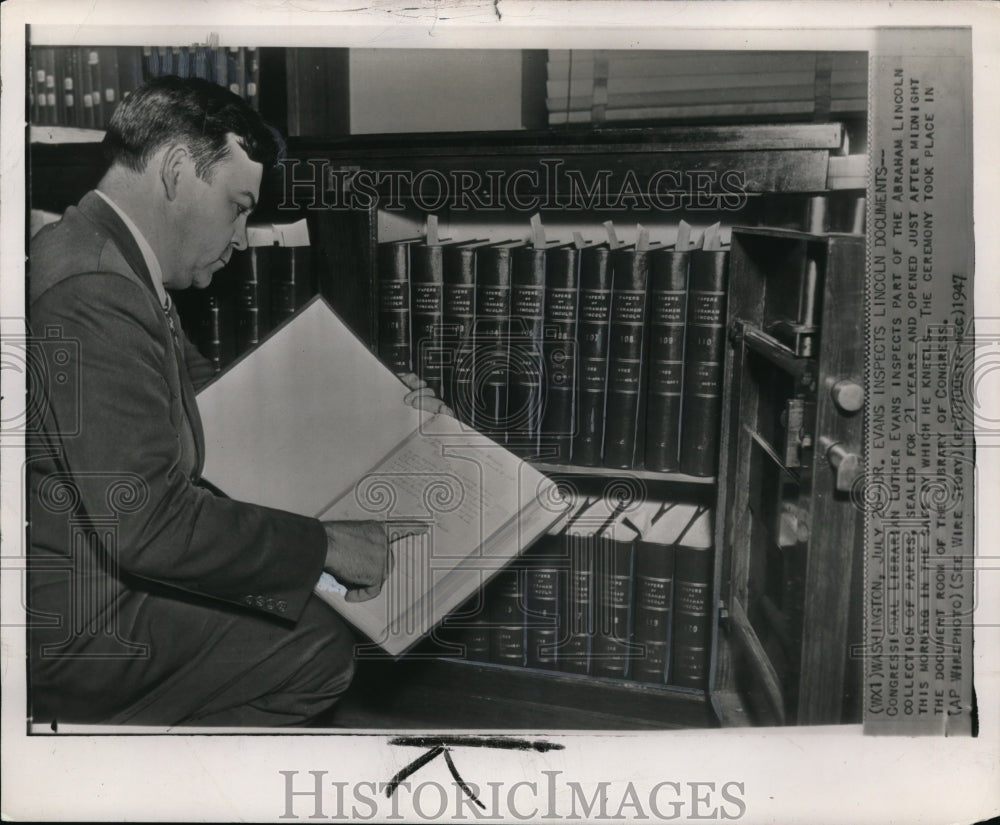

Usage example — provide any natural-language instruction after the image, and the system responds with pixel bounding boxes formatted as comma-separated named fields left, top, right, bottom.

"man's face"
left=167, top=134, right=263, bottom=290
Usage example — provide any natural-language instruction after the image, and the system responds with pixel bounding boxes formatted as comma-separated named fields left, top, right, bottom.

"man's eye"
left=234, top=204, right=249, bottom=219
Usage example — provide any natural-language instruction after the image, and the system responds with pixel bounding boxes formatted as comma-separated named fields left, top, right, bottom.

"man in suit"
left=28, top=76, right=429, bottom=726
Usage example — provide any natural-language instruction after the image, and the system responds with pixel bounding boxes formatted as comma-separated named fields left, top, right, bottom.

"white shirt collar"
left=95, top=189, right=169, bottom=310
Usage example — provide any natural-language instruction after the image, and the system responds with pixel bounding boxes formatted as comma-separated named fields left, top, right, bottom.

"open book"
left=195, top=296, right=569, bottom=656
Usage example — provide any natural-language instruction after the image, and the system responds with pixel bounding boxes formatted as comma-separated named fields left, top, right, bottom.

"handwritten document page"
left=318, top=414, right=568, bottom=656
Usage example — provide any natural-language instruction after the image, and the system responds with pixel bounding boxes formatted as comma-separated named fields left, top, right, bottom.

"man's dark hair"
left=101, top=75, right=280, bottom=179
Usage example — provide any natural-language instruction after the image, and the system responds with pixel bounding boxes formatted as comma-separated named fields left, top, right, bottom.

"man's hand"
left=399, top=372, right=453, bottom=416
left=322, top=520, right=429, bottom=603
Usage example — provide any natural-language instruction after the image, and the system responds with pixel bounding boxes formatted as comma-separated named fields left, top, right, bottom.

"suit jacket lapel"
left=78, top=191, right=206, bottom=477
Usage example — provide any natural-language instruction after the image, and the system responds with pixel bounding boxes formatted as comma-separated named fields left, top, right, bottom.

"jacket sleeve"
left=32, top=273, right=327, bottom=622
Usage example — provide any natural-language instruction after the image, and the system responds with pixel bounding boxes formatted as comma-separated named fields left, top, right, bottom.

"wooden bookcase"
left=27, top=119, right=864, bottom=729
left=275, top=124, right=861, bottom=729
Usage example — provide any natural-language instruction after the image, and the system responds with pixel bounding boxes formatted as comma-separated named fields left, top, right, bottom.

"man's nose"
left=232, top=221, right=249, bottom=252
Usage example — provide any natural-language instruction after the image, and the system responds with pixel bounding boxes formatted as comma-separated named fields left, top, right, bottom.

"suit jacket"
left=28, top=192, right=327, bottom=677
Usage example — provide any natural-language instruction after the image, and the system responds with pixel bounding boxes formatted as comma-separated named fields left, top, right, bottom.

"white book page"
left=316, top=416, right=568, bottom=654
left=195, top=298, right=423, bottom=516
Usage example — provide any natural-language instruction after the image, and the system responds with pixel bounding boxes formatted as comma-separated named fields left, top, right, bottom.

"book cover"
left=441, top=239, right=491, bottom=419
left=214, top=46, right=228, bottom=89
left=524, top=533, right=562, bottom=670
left=141, top=46, right=157, bottom=81
left=55, top=48, right=73, bottom=127
left=471, top=240, right=524, bottom=439
left=557, top=496, right=619, bottom=676
left=645, top=230, right=692, bottom=472
left=679, top=224, right=730, bottom=477
left=86, top=48, right=105, bottom=129
left=79, top=48, right=97, bottom=129
left=539, top=244, right=581, bottom=463
left=173, top=46, right=189, bottom=79
left=523, top=495, right=581, bottom=675
left=490, top=568, right=525, bottom=667
left=195, top=297, right=568, bottom=657
left=43, top=48, right=57, bottom=126
left=411, top=239, right=467, bottom=398
left=376, top=236, right=418, bottom=375
left=572, top=243, right=612, bottom=467
left=670, top=507, right=715, bottom=689
left=200, top=279, right=237, bottom=374
left=233, top=245, right=271, bottom=355
left=157, top=45, right=173, bottom=77
left=227, top=46, right=246, bottom=99
left=603, top=236, right=658, bottom=469
left=507, top=244, right=549, bottom=457
left=591, top=504, right=640, bottom=680
left=29, top=48, right=41, bottom=126
left=191, top=45, right=210, bottom=82
left=269, top=221, right=314, bottom=326
left=629, top=500, right=701, bottom=684
left=439, top=592, right=491, bottom=664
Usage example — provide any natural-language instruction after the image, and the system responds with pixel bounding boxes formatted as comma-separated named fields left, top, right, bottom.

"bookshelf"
left=28, top=69, right=864, bottom=725
left=271, top=124, right=860, bottom=728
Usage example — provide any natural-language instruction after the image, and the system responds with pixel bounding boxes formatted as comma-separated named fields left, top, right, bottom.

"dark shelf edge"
left=531, top=461, right=715, bottom=484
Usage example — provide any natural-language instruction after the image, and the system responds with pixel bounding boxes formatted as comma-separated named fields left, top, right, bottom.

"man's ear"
left=159, top=143, right=190, bottom=201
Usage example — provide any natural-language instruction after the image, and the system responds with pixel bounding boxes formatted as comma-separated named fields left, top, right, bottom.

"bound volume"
left=572, top=243, right=613, bottom=466
left=376, top=237, right=418, bottom=375
left=508, top=243, right=549, bottom=456
left=196, top=297, right=568, bottom=656
left=539, top=244, right=582, bottom=463
left=670, top=507, right=715, bottom=688
left=645, top=223, right=693, bottom=472
left=679, top=224, right=730, bottom=476
left=604, top=230, right=660, bottom=469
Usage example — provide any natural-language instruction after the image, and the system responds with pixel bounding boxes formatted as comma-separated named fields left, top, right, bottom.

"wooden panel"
left=293, top=122, right=844, bottom=154
left=796, top=235, right=865, bottom=724
left=723, top=600, right=786, bottom=725
left=330, top=658, right=720, bottom=730
left=304, top=148, right=830, bottom=198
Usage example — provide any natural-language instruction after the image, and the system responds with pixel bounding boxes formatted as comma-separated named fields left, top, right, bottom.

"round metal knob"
left=831, top=379, right=864, bottom=413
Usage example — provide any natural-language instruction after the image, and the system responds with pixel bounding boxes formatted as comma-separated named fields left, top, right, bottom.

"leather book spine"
left=442, top=245, right=477, bottom=421
left=591, top=532, right=636, bottom=680
left=645, top=248, right=690, bottom=472
left=472, top=246, right=514, bottom=439
left=632, top=537, right=675, bottom=684
left=679, top=248, right=729, bottom=477
left=410, top=244, right=446, bottom=396
left=603, top=248, right=651, bottom=469
left=376, top=240, right=412, bottom=374
left=490, top=568, right=525, bottom=668
left=508, top=247, right=547, bottom=457
left=539, top=246, right=581, bottom=463
left=572, top=245, right=612, bottom=466
left=525, top=538, right=562, bottom=670
left=559, top=530, right=594, bottom=675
